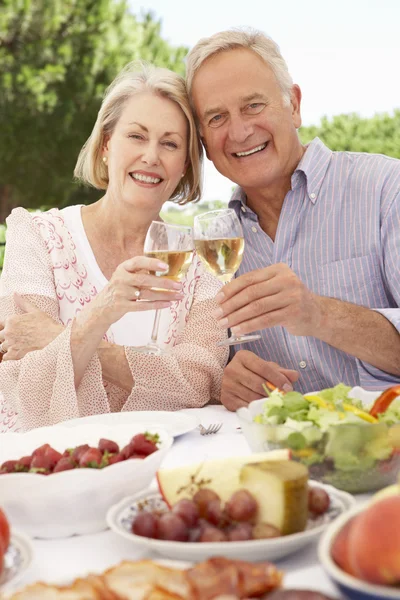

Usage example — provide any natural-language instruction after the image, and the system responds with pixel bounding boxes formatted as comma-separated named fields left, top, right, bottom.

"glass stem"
left=150, top=309, right=162, bottom=344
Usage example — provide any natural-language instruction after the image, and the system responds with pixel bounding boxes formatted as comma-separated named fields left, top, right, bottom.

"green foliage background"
left=0, top=0, right=187, bottom=218
left=1, top=1, right=399, bottom=271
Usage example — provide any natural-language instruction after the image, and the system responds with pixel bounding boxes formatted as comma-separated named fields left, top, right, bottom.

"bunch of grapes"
left=132, top=486, right=331, bottom=543
left=0, top=432, right=160, bottom=476
left=132, top=488, right=281, bottom=543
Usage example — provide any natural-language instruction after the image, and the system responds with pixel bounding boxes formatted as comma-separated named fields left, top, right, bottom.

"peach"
left=348, top=496, right=400, bottom=585
left=331, top=516, right=359, bottom=577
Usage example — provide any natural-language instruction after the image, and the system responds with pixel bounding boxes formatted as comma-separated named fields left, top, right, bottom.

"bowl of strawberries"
left=0, top=424, right=172, bottom=538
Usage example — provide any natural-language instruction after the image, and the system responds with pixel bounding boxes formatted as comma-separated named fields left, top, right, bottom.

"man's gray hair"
left=186, top=28, right=293, bottom=106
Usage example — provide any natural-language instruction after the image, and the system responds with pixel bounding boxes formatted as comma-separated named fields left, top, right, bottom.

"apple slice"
left=156, top=450, right=289, bottom=507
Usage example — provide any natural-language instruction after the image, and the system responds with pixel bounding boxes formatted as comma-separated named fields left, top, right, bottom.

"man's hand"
left=221, top=350, right=299, bottom=412
left=214, top=263, right=321, bottom=337
left=0, top=294, right=64, bottom=361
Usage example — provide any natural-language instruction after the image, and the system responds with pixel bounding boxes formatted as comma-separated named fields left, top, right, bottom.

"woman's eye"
left=163, top=141, right=178, bottom=149
left=128, top=133, right=143, bottom=140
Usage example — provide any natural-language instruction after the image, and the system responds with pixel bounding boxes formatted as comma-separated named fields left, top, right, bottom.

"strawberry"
left=79, top=448, right=103, bottom=468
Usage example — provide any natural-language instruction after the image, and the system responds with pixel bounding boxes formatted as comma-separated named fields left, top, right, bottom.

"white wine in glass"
left=140, top=221, right=194, bottom=355
left=194, top=209, right=261, bottom=347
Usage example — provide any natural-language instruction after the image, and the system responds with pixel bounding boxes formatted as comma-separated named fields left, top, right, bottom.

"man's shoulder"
left=331, top=148, right=400, bottom=174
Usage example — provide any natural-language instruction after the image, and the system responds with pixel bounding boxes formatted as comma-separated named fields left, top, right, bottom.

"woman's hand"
left=0, top=294, right=64, bottom=361
left=90, top=255, right=184, bottom=327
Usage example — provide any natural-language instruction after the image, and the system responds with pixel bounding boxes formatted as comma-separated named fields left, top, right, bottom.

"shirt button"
left=251, top=226, right=257, bottom=233
left=310, top=193, right=316, bottom=199
left=241, top=206, right=246, bottom=213
left=299, top=360, right=307, bottom=369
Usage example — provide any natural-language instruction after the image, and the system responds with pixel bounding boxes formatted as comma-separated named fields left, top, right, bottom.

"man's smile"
left=232, top=142, right=268, bottom=158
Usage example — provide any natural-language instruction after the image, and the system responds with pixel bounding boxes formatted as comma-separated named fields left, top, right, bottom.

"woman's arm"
left=120, top=263, right=229, bottom=411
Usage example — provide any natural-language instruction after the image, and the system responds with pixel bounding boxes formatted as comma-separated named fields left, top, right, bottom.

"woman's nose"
left=141, top=144, right=160, bottom=166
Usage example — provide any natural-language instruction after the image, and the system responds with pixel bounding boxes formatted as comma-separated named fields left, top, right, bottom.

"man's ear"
left=290, top=84, right=302, bottom=129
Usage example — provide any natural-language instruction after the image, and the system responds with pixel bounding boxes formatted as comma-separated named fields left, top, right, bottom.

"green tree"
left=0, top=0, right=187, bottom=222
left=300, top=110, right=400, bottom=159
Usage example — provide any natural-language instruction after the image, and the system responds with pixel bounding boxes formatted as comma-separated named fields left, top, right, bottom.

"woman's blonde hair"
left=186, top=28, right=293, bottom=107
left=74, top=61, right=202, bottom=204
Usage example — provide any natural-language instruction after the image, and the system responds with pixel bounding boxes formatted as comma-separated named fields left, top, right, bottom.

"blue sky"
left=132, top=0, right=400, bottom=203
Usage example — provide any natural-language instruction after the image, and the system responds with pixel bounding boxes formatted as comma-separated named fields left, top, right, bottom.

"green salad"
left=254, top=384, right=400, bottom=493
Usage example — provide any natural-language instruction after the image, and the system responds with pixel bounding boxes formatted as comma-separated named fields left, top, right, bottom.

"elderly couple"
left=0, top=29, right=399, bottom=432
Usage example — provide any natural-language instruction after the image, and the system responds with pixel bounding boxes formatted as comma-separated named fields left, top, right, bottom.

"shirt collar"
left=291, top=137, right=332, bottom=203
left=229, top=137, right=332, bottom=209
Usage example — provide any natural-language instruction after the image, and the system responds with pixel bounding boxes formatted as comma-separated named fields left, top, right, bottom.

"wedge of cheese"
left=240, top=460, right=309, bottom=535
left=156, top=450, right=290, bottom=507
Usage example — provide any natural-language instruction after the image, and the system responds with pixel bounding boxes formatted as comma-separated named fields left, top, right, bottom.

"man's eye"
left=247, top=103, right=265, bottom=113
left=209, top=114, right=224, bottom=127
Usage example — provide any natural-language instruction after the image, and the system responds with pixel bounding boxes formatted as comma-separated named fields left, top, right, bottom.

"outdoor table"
left=8, top=404, right=368, bottom=596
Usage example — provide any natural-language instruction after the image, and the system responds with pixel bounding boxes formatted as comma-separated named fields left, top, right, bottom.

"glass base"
left=217, top=333, right=261, bottom=347
left=133, top=343, right=166, bottom=355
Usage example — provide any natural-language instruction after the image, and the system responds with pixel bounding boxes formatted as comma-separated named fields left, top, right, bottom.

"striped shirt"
left=229, top=137, right=400, bottom=393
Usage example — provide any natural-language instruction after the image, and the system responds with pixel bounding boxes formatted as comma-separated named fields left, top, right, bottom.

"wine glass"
left=194, top=208, right=261, bottom=347
left=140, top=221, right=194, bottom=355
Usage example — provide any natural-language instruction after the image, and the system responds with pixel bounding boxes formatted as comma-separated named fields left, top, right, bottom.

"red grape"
left=227, top=522, right=253, bottom=541
left=252, top=522, right=281, bottom=539
left=132, top=512, right=159, bottom=538
left=199, top=525, right=228, bottom=542
left=172, top=499, right=199, bottom=528
left=308, top=487, right=330, bottom=516
left=204, top=498, right=223, bottom=526
left=98, top=438, right=119, bottom=454
left=225, top=490, right=258, bottom=522
left=192, top=489, right=220, bottom=518
left=157, top=513, right=189, bottom=541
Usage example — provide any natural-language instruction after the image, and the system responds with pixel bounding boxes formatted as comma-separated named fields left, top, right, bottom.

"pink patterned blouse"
left=0, top=208, right=228, bottom=432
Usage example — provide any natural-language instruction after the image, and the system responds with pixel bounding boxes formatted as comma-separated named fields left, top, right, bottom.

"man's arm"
left=311, top=296, right=400, bottom=376
left=214, top=263, right=400, bottom=378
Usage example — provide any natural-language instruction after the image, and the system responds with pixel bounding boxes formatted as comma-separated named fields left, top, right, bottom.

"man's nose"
left=228, top=116, right=252, bottom=144
left=141, top=144, right=160, bottom=166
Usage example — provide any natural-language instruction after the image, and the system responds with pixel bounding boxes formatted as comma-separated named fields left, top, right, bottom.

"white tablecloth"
left=7, top=405, right=367, bottom=596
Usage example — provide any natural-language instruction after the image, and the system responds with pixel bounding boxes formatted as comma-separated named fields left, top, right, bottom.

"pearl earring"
left=181, top=174, right=184, bottom=178
left=103, top=156, right=107, bottom=164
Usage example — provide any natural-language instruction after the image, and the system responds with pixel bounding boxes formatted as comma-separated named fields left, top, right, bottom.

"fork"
left=198, top=422, right=223, bottom=435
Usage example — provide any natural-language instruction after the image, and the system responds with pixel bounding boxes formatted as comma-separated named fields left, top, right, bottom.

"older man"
left=186, top=28, right=400, bottom=410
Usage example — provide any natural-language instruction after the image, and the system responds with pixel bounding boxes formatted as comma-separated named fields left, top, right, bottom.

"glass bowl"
left=237, top=393, right=400, bottom=494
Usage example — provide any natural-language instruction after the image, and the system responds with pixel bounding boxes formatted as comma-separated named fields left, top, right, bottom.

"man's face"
left=191, top=48, right=303, bottom=192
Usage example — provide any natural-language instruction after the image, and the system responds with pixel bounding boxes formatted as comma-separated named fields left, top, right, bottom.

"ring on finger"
left=133, top=287, right=141, bottom=300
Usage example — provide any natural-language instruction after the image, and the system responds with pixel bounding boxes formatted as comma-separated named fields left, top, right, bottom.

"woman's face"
left=104, top=91, right=189, bottom=210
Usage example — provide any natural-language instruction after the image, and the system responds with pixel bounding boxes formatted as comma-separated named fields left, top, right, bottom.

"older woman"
left=0, top=61, right=228, bottom=432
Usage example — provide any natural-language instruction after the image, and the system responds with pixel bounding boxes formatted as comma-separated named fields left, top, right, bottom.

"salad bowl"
left=237, top=385, right=400, bottom=494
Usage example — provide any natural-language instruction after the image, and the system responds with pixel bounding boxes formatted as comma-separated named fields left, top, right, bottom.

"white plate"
left=107, top=482, right=356, bottom=563
left=58, top=411, right=199, bottom=438
left=0, top=531, right=33, bottom=592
